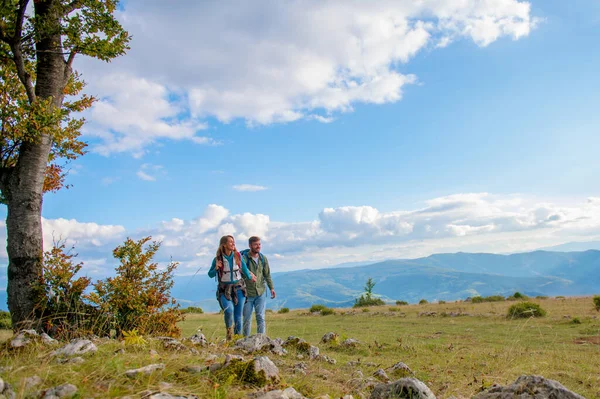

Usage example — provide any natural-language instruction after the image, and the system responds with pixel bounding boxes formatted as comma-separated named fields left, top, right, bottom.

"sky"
left=2, top=0, right=600, bottom=279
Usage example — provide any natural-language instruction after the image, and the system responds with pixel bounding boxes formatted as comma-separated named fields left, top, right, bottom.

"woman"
left=208, top=235, right=256, bottom=340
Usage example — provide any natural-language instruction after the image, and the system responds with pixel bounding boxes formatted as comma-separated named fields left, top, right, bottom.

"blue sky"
left=2, top=0, right=600, bottom=276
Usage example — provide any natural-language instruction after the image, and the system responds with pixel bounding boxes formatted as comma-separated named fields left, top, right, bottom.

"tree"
left=364, top=277, right=376, bottom=298
left=0, top=0, right=129, bottom=330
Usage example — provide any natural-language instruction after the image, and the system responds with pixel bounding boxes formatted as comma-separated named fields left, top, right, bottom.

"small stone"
left=341, top=338, right=360, bottom=347
left=183, top=365, right=206, bottom=374
left=252, top=387, right=307, bottom=399
left=387, top=361, right=413, bottom=376
left=204, top=354, right=218, bottom=363
left=308, top=345, right=319, bottom=359
left=320, top=332, right=339, bottom=343
left=373, top=369, right=390, bottom=382
left=189, top=330, right=208, bottom=346
left=158, top=382, right=173, bottom=390
left=125, top=364, right=165, bottom=378
left=149, top=349, right=159, bottom=357
left=114, top=348, right=125, bottom=355
left=41, top=383, right=78, bottom=398
left=40, top=333, right=58, bottom=345
left=253, top=356, right=280, bottom=384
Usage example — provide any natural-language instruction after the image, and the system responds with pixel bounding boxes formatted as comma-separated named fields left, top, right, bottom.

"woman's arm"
left=208, top=258, right=217, bottom=278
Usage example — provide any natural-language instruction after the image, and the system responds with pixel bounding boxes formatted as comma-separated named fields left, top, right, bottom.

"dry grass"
left=0, top=296, right=599, bottom=398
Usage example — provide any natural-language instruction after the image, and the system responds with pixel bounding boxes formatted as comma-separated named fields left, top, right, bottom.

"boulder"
left=142, top=393, right=198, bottom=399
left=370, top=378, right=436, bottom=399
left=341, top=338, right=360, bottom=347
left=10, top=330, right=39, bottom=348
left=53, top=339, right=97, bottom=357
left=472, top=375, right=586, bottom=399
left=235, top=335, right=286, bottom=355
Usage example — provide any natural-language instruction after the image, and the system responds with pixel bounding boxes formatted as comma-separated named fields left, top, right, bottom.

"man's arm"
left=263, top=256, right=276, bottom=298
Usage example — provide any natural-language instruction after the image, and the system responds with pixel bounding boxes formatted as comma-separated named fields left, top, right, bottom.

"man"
left=242, top=236, right=276, bottom=337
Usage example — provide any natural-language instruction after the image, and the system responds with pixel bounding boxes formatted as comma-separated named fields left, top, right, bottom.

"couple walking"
left=208, top=235, right=276, bottom=340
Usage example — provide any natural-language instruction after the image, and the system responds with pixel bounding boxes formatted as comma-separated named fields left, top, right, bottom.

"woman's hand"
left=250, top=272, right=257, bottom=282
left=216, top=259, right=223, bottom=270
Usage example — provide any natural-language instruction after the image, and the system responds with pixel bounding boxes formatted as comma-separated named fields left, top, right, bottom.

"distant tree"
left=364, top=277, right=376, bottom=296
left=593, top=296, right=600, bottom=312
left=0, top=0, right=130, bottom=330
left=354, top=277, right=385, bottom=308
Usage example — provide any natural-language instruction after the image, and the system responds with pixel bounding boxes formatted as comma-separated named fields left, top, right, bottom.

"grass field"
left=1, top=296, right=599, bottom=398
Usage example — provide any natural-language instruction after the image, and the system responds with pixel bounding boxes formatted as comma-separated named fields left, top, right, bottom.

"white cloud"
left=232, top=184, right=268, bottom=192
left=137, top=163, right=165, bottom=182
left=76, top=0, right=537, bottom=155
left=7, top=192, right=595, bottom=276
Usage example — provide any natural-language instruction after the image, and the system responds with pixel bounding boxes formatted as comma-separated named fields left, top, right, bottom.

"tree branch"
left=14, top=0, right=30, bottom=40
left=64, top=0, right=84, bottom=16
left=64, top=49, right=77, bottom=82
left=8, top=0, right=35, bottom=103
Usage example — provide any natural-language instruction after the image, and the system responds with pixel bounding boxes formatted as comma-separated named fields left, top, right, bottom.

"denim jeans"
left=243, top=291, right=267, bottom=337
left=220, top=288, right=246, bottom=335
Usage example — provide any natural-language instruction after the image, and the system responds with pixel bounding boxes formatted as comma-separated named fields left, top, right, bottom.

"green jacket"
left=241, top=250, right=274, bottom=297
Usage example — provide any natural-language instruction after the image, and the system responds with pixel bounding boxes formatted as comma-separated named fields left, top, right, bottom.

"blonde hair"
left=216, top=235, right=241, bottom=266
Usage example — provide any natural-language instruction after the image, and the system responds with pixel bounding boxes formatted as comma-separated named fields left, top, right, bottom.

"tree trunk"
left=6, top=0, right=66, bottom=331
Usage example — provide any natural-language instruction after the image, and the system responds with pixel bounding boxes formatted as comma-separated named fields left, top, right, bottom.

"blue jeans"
left=243, top=291, right=267, bottom=337
left=220, top=288, right=246, bottom=335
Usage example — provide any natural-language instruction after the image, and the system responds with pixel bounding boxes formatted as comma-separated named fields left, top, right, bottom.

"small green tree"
left=507, top=301, right=546, bottom=318
left=354, top=277, right=385, bottom=307
left=593, top=295, right=600, bottom=312
left=87, top=237, right=183, bottom=337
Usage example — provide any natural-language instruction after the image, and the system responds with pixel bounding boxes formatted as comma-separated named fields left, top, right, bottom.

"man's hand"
left=250, top=272, right=257, bottom=282
left=270, top=289, right=276, bottom=299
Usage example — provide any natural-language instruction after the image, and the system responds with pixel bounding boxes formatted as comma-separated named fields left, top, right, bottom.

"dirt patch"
left=574, top=336, right=600, bottom=345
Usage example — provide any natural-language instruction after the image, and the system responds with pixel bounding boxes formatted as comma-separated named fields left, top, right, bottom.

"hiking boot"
left=226, top=327, right=234, bottom=341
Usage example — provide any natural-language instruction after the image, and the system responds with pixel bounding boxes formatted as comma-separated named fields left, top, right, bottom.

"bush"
left=33, top=242, right=97, bottom=339
left=361, top=308, right=370, bottom=312
left=309, top=304, right=326, bottom=313
left=472, top=295, right=505, bottom=303
left=353, top=294, right=385, bottom=308
left=181, top=306, right=204, bottom=314
left=87, top=237, right=184, bottom=337
left=278, top=307, right=290, bottom=314
left=438, top=300, right=446, bottom=304
left=507, top=292, right=529, bottom=301
left=0, top=310, right=11, bottom=330
left=419, top=299, right=428, bottom=305
left=570, top=317, right=582, bottom=325
left=320, top=307, right=335, bottom=316
left=388, top=307, right=399, bottom=312
left=507, top=301, right=546, bottom=318
left=395, top=300, right=408, bottom=305
left=593, top=296, right=600, bottom=312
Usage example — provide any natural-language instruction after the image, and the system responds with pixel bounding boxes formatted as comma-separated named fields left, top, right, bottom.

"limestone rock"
left=182, top=365, right=206, bottom=374
left=472, top=375, right=586, bottom=399
left=142, top=393, right=198, bottom=399
left=53, top=339, right=97, bottom=357
left=320, top=332, right=339, bottom=343
left=370, top=378, right=436, bottom=399
left=40, top=333, right=58, bottom=345
left=373, top=369, right=390, bottom=382
left=341, top=338, right=360, bottom=347
left=235, top=335, right=286, bottom=355
left=125, top=364, right=165, bottom=378
left=253, top=356, right=280, bottom=384
left=188, top=330, right=208, bottom=346
left=10, top=330, right=38, bottom=348
left=387, top=362, right=413, bottom=376
left=252, top=387, right=307, bottom=399
left=41, top=383, right=78, bottom=399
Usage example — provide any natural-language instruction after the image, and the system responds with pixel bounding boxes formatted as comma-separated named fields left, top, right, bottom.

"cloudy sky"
left=2, top=0, right=600, bottom=277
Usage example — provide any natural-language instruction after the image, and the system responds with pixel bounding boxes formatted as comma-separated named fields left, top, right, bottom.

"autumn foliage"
left=35, top=236, right=184, bottom=339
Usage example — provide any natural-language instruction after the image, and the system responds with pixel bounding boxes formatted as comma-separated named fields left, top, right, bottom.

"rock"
left=341, top=338, right=360, bottom=347
left=308, top=345, right=320, bottom=359
left=53, top=339, right=97, bottom=357
left=225, top=354, right=245, bottom=365
left=292, top=362, right=307, bottom=375
left=149, top=349, right=159, bottom=357
left=0, top=378, right=15, bottom=399
left=204, top=354, right=218, bottom=363
left=10, top=330, right=39, bottom=348
left=0, top=377, right=4, bottom=393
left=183, top=365, right=206, bottom=374
left=142, top=393, right=198, bottom=399
left=235, top=335, right=286, bottom=355
left=320, top=332, right=339, bottom=343
left=40, top=333, right=58, bottom=345
left=353, top=370, right=364, bottom=379
left=317, top=354, right=336, bottom=364
left=189, top=330, right=208, bottom=346
left=387, top=362, right=413, bottom=376
left=41, top=383, right=78, bottom=399
left=418, top=312, right=437, bottom=317
left=163, top=339, right=187, bottom=351
left=57, top=357, right=85, bottom=364
left=472, top=375, right=586, bottom=399
left=125, top=364, right=165, bottom=378
left=158, top=382, right=173, bottom=390
left=252, top=387, right=308, bottom=399
left=370, top=378, right=436, bottom=399
left=114, top=348, right=125, bottom=355
left=252, top=356, right=280, bottom=384
left=373, top=369, right=390, bottom=382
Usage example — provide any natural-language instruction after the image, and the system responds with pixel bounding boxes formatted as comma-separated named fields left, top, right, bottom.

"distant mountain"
left=1, top=250, right=599, bottom=312
left=538, top=241, right=600, bottom=252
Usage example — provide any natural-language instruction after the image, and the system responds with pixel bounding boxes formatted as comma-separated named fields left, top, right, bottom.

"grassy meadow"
left=1, top=296, right=599, bottom=398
